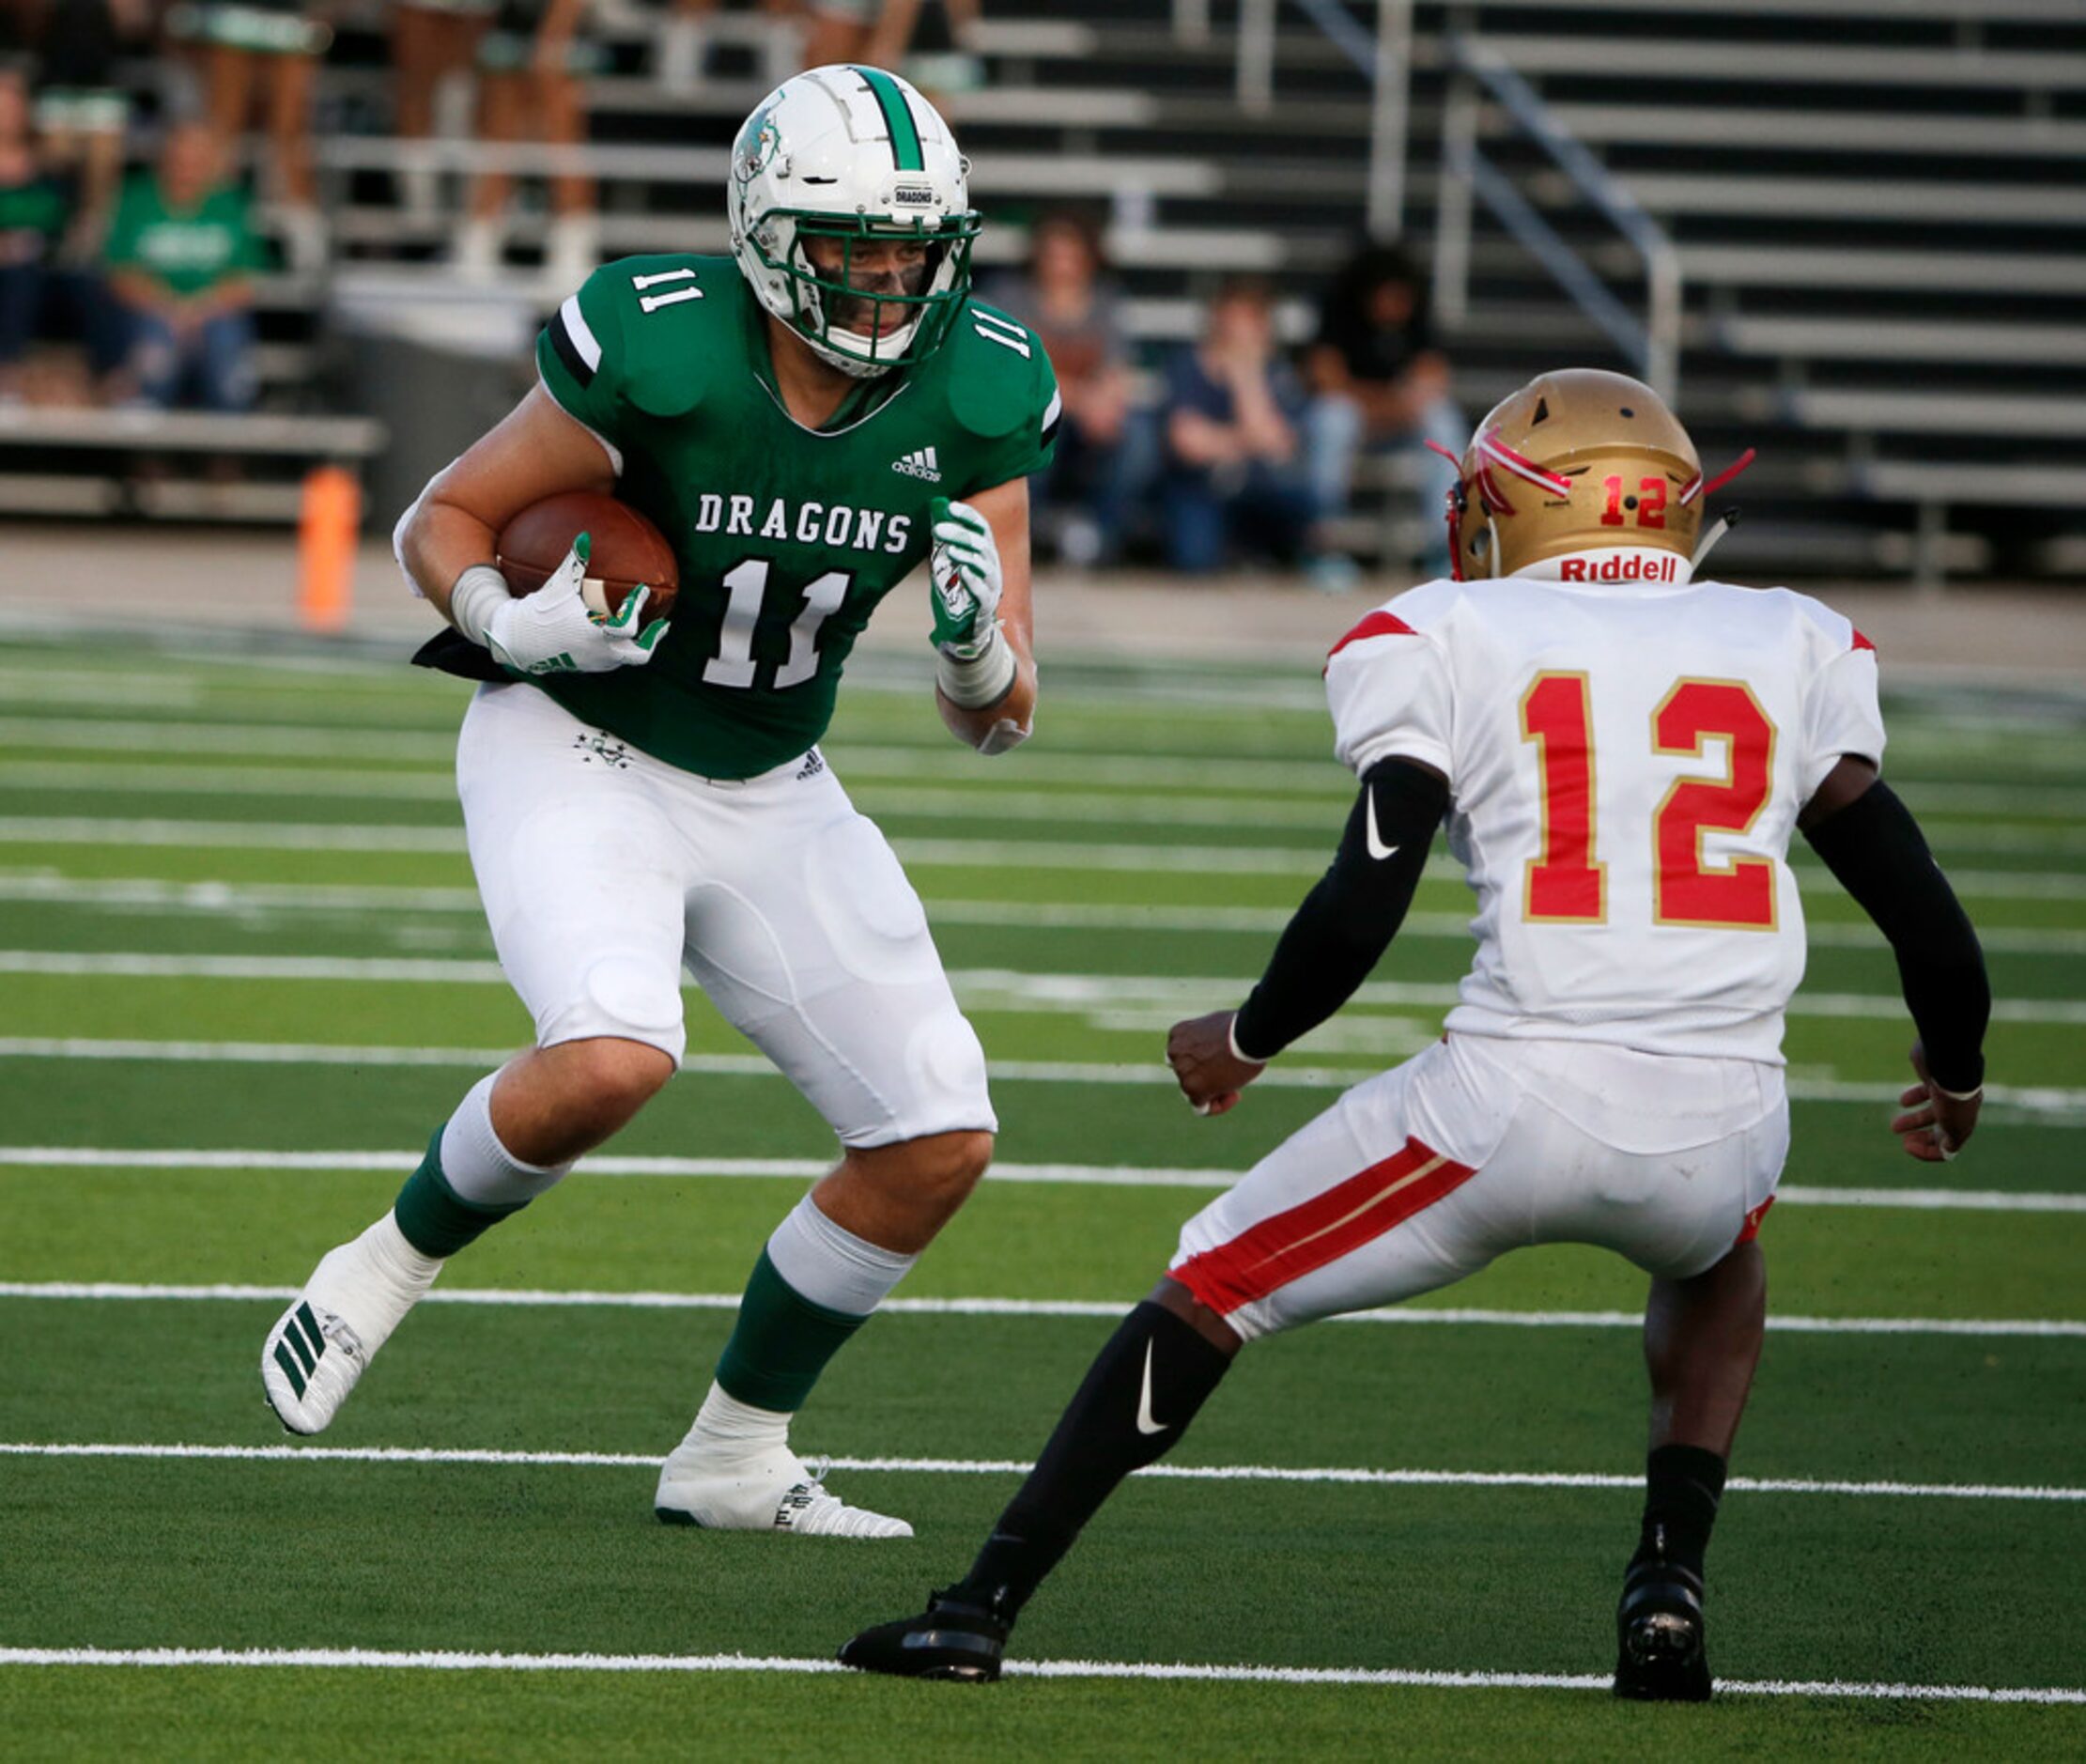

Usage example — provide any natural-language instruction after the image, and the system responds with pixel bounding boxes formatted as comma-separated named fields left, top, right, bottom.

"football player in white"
left=842, top=369, right=1991, bottom=1694
left=258, top=67, right=1059, bottom=1539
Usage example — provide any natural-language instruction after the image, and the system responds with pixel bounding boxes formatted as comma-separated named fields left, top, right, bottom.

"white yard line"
left=2, top=1441, right=2078, bottom=1504
left=5, top=875, right=2083, bottom=957
left=6, top=816, right=2086, bottom=895
left=8, top=765, right=2086, bottom=852
left=1, top=1146, right=2079, bottom=1215
left=0, top=1036, right=2079, bottom=1120
left=0, top=1644, right=2076, bottom=1701
left=4, top=1280, right=2079, bottom=1338
left=8, top=951, right=2086, bottom=1029
left=0, top=719, right=454, bottom=762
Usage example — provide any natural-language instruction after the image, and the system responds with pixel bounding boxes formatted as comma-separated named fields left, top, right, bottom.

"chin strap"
left=1425, top=438, right=1470, bottom=580
left=1681, top=447, right=1755, bottom=572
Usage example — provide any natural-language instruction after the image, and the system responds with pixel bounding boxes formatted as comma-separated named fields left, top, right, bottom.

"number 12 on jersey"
left=1521, top=671, right=1779, bottom=930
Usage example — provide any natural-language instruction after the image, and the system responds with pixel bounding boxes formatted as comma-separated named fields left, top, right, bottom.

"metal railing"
left=1432, top=33, right=1681, bottom=397
left=1198, top=0, right=1413, bottom=241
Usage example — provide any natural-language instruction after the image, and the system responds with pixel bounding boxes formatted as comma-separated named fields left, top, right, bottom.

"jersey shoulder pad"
left=1754, top=585, right=1876, bottom=664
left=943, top=298, right=1056, bottom=441
left=564, top=254, right=735, bottom=421
left=1327, top=579, right=1464, bottom=659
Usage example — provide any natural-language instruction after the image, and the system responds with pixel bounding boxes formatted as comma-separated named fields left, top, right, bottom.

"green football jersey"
left=532, top=253, right=1059, bottom=779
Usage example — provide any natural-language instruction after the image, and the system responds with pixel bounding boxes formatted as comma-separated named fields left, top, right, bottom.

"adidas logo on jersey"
left=892, top=446, right=942, bottom=482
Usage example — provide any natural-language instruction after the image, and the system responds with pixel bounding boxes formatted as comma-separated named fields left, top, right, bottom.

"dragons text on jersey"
left=536, top=253, right=1058, bottom=779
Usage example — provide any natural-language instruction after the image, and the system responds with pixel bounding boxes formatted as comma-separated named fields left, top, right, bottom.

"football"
left=495, top=491, right=680, bottom=622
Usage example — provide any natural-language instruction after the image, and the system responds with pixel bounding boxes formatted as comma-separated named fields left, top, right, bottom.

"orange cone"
left=299, top=465, right=362, bottom=634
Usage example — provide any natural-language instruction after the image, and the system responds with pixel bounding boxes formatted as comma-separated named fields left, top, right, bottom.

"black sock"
left=954, top=1301, right=1233, bottom=1619
left=1630, top=1443, right=1727, bottom=1584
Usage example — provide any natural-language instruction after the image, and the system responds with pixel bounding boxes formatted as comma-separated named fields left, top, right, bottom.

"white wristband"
left=1934, top=1081, right=1984, bottom=1103
left=448, top=565, right=510, bottom=650
left=935, top=623, right=1018, bottom=709
left=1228, top=1014, right=1270, bottom=1066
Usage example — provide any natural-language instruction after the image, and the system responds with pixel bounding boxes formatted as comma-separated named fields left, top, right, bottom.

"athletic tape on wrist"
left=936, top=623, right=1018, bottom=708
left=448, top=565, right=510, bottom=650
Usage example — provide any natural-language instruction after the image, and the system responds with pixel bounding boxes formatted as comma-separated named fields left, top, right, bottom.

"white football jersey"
left=1326, top=563, right=1886, bottom=1064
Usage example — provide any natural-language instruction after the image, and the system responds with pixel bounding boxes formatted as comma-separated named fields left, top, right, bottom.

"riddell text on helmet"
left=1559, top=551, right=1681, bottom=582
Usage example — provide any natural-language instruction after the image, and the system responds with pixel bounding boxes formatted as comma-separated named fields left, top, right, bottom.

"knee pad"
left=537, top=952, right=686, bottom=1062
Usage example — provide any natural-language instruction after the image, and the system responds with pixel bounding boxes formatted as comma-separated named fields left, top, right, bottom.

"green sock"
left=392, top=1127, right=529, bottom=1258
left=715, top=1248, right=868, bottom=1412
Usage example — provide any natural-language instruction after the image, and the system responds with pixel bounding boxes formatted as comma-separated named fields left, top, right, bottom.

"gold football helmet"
left=1440, top=370, right=1719, bottom=581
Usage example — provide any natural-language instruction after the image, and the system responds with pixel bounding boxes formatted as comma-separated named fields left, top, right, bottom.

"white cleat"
left=261, top=1215, right=440, bottom=1435
left=655, top=1446, right=914, bottom=1540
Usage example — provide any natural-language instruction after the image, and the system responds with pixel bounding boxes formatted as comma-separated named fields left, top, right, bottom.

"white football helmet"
left=729, top=65, right=981, bottom=379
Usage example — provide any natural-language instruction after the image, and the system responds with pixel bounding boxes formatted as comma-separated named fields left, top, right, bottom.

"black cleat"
left=840, top=1586, right=1011, bottom=1682
left=1613, top=1561, right=1711, bottom=1702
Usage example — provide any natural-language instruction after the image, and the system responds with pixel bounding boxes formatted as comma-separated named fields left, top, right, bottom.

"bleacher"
left=8, top=0, right=2082, bottom=584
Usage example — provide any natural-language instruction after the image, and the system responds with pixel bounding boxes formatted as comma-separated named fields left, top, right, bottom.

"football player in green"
left=262, top=66, right=1059, bottom=1538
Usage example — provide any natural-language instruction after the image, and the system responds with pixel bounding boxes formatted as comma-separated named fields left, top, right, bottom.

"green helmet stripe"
left=856, top=66, right=924, bottom=172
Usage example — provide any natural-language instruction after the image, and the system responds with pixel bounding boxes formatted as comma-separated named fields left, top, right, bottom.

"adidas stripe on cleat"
left=260, top=1213, right=441, bottom=1435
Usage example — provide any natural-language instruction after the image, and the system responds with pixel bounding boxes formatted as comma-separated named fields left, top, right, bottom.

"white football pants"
left=1172, top=1032, right=1787, bottom=1341
left=456, top=681, right=995, bottom=1148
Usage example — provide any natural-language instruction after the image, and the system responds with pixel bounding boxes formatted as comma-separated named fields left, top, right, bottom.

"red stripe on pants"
left=1176, top=1136, right=1477, bottom=1317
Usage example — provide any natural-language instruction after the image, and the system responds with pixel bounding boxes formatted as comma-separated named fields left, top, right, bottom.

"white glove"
left=928, top=496, right=1016, bottom=707
left=449, top=534, right=666, bottom=677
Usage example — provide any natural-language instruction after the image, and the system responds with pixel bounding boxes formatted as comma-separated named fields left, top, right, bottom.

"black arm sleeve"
left=1231, top=759, right=1450, bottom=1061
left=1801, top=779, right=1990, bottom=1093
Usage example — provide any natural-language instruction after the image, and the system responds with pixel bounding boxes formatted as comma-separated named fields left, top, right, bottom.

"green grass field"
left=0, top=633, right=2080, bottom=1760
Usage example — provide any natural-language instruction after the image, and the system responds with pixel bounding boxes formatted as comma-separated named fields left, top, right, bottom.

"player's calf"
left=842, top=1286, right=1238, bottom=1671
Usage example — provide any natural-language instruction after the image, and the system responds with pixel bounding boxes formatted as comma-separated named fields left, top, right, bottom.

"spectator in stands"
left=391, top=0, right=498, bottom=222
left=803, top=0, right=981, bottom=107
left=103, top=121, right=260, bottom=410
left=21, top=0, right=140, bottom=267
left=1303, top=240, right=1464, bottom=581
left=984, top=208, right=1146, bottom=566
left=1158, top=274, right=1317, bottom=576
left=0, top=65, right=68, bottom=404
left=177, top=0, right=330, bottom=271
left=656, top=0, right=799, bottom=96
left=456, top=0, right=599, bottom=290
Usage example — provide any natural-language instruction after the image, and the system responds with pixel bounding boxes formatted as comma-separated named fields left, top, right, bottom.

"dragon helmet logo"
left=735, top=104, right=780, bottom=184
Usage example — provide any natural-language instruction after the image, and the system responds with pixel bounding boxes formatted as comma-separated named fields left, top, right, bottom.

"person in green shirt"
left=0, top=69, right=69, bottom=401
left=263, top=67, right=1061, bottom=1543
left=102, top=122, right=261, bottom=410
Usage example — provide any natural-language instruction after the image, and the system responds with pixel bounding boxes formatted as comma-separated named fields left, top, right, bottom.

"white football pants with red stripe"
left=1171, top=1032, right=1788, bottom=1341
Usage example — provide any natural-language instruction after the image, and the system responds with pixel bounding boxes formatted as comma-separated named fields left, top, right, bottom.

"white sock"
left=764, top=1194, right=917, bottom=1318
left=361, top=1211, right=443, bottom=1287
left=438, top=1071, right=572, bottom=1209
left=679, top=1381, right=791, bottom=1462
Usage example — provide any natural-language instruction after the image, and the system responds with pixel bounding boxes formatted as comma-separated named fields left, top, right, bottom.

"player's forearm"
left=402, top=492, right=501, bottom=624
left=936, top=641, right=1036, bottom=754
left=1231, top=760, right=1447, bottom=1060
left=1801, top=778, right=1990, bottom=1092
